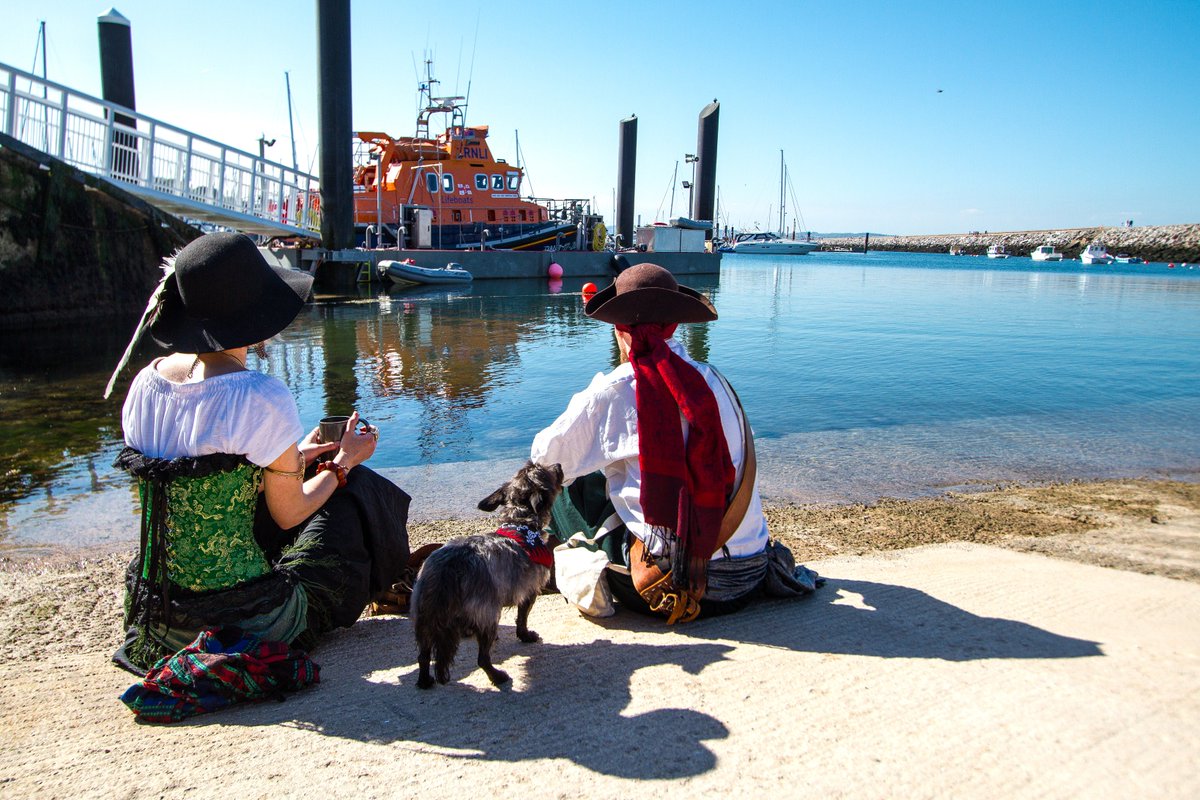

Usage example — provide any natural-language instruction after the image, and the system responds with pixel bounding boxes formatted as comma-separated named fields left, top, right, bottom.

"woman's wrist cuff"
left=315, top=460, right=348, bottom=488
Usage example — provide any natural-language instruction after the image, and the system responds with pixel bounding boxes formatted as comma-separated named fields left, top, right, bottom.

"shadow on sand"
left=197, top=575, right=1100, bottom=778
left=670, top=576, right=1103, bottom=661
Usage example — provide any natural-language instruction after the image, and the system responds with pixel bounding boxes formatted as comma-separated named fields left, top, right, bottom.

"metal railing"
left=0, top=61, right=320, bottom=235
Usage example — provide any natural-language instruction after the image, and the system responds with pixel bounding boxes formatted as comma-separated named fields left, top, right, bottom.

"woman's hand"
left=299, top=426, right=338, bottom=466
left=263, top=412, right=379, bottom=529
left=333, top=410, right=378, bottom=469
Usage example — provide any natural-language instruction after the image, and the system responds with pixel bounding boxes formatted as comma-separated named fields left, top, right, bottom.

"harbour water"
left=2, top=250, right=1199, bottom=552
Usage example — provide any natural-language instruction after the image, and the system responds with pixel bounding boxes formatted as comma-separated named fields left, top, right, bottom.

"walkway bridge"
left=1, top=62, right=320, bottom=239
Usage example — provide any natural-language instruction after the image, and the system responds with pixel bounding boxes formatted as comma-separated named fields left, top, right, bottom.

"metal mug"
left=317, top=415, right=368, bottom=460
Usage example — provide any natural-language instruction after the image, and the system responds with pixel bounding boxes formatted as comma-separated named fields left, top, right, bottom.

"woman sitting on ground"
left=106, top=232, right=411, bottom=674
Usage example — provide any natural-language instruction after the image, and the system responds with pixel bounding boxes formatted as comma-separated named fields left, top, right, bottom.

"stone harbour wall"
left=0, top=133, right=199, bottom=330
left=820, top=224, right=1200, bottom=263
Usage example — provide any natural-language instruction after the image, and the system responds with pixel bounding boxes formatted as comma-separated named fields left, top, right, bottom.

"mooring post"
left=693, top=101, right=719, bottom=239
left=97, top=8, right=139, bottom=180
left=616, top=115, right=637, bottom=251
left=316, top=0, right=354, bottom=250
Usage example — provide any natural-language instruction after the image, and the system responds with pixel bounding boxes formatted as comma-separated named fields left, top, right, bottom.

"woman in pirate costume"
left=532, top=263, right=820, bottom=623
left=105, top=233, right=411, bottom=673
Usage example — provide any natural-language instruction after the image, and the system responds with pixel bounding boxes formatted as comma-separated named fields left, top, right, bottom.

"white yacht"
left=986, top=243, right=1010, bottom=259
left=729, top=231, right=820, bottom=255
left=1031, top=245, right=1064, bottom=262
left=1080, top=242, right=1114, bottom=265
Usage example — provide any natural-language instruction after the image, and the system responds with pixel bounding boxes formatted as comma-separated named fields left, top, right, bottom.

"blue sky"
left=1, top=0, right=1196, bottom=235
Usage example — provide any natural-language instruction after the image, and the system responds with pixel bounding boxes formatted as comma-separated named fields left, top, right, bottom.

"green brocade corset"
left=138, top=462, right=271, bottom=592
left=115, top=448, right=272, bottom=597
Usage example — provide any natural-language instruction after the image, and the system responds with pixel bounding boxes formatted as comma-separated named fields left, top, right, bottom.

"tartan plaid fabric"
left=615, top=323, right=735, bottom=592
left=120, top=626, right=319, bottom=724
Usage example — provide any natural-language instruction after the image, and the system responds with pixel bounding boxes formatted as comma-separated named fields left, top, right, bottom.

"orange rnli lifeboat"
left=352, top=63, right=604, bottom=252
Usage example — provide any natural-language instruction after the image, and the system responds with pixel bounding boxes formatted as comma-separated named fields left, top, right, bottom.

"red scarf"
left=495, top=524, right=553, bottom=567
left=619, top=323, right=734, bottom=591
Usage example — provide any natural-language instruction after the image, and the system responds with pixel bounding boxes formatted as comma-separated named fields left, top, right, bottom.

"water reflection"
left=3, top=254, right=1198, bottom=551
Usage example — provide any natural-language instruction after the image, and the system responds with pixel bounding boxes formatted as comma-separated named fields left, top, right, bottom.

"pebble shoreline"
left=818, top=223, right=1200, bottom=262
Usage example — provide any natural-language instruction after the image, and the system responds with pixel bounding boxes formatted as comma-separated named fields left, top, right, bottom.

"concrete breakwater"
left=819, top=224, right=1200, bottom=263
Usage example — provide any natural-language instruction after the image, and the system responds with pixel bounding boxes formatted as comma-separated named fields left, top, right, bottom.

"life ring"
left=591, top=221, right=607, bottom=252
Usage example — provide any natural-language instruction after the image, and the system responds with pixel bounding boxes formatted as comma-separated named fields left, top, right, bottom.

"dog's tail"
left=412, top=553, right=488, bottom=678
left=413, top=580, right=459, bottom=666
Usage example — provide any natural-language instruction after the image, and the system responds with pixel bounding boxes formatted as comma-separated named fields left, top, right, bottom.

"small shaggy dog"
left=412, top=461, right=564, bottom=689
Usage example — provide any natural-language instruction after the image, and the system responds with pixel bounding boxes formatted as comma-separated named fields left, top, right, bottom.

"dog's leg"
left=475, top=624, right=510, bottom=686
left=417, top=644, right=435, bottom=690
left=433, top=636, right=458, bottom=685
left=515, top=596, right=540, bottom=643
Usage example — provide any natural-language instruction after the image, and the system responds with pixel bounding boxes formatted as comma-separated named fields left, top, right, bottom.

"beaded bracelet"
left=315, top=460, right=348, bottom=488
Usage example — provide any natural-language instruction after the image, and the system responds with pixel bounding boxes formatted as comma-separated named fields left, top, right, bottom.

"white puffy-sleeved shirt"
left=531, top=338, right=769, bottom=560
left=122, top=361, right=304, bottom=466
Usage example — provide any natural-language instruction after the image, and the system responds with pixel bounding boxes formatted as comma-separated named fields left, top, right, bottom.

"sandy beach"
left=2, top=478, right=1198, bottom=798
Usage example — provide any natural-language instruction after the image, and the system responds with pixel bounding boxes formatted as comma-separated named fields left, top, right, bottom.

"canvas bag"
left=553, top=515, right=626, bottom=618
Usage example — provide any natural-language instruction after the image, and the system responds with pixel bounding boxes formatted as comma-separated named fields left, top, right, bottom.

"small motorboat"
left=986, top=244, right=1010, bottom=259
left=729, top=231, right=819, bottom=255
left=1080, top=242, right=1114, bottom=265
left=1030, top=245, right=1064, bottom=262
left=949, top=245, right=967, bottom=256
left=1113, top=254, right=1144, bottom=264
left=380, top=259, right=473, bottom=286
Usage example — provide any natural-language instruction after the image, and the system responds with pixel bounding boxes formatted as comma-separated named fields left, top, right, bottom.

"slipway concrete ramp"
left=3, top=544, right=1197, bottom=798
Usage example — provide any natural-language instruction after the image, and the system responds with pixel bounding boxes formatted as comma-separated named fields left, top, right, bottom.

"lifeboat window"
left=491, top=175, right=503, bottom=191
left=442, top=173, right=454, bottom=193
left=425, top=172, right=439, bottom=193
left=475, top=174, right=488, bottom=190
left=519, top=210, right=527, bottom=221
left=487, top=210, right=496, bottom=222
left=452, top=210, right=462, bottom=222
left=507, top=174, right=519, bottom=191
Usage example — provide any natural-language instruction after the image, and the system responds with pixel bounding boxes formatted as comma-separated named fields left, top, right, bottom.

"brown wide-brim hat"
left=584, top=262, right=717, bottom=325
left=149, top=232, right=313, bottom=353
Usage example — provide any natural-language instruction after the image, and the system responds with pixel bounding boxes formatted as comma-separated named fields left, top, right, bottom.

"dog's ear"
left=478, top=486, right=506, bottom=512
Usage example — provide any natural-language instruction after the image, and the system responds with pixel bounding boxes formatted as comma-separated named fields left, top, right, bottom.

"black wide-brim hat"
left=584, top=262, right=717, bottom=325
left=149, top=232, right=313, bottom=353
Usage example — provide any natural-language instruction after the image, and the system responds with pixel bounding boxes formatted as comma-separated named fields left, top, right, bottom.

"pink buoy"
left=548, top=263, right=564, bottom=279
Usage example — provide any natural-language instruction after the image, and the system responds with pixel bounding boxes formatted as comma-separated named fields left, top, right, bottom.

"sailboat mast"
left=669, top=160, right=679, bottom=219
left=285, top=71, right=298, bottom=170
left=778, top=149, right=785, bottom=234
left=37, top=21, right=47, bottom=80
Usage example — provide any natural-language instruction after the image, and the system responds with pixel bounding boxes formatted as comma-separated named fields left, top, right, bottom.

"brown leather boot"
left=368, top=543, right=444, bottom=616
